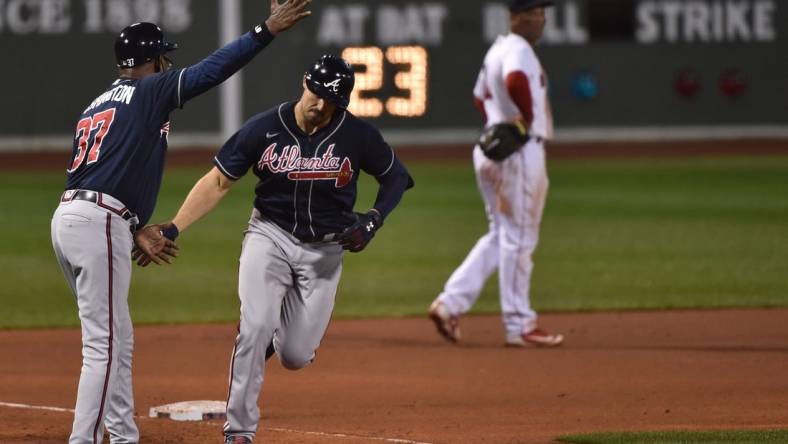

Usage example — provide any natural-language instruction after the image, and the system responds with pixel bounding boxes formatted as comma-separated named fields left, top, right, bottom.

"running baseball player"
left=428, top=0, right=563, bottom=348
left=50, top=2, right=311, bottom=443
left=136, top=55, right=413, bottom=444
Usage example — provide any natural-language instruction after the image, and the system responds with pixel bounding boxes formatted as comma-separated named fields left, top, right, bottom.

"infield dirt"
left=1, top=309, right=787, bottom=443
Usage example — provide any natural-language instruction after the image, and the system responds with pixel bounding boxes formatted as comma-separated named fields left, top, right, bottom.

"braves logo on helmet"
left=323, top=79, right=342, bottom=93
left=305, top=55, right=355, bottom=109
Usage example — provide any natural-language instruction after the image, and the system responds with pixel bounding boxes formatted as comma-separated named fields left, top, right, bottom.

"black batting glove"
left=337, top=210, right=382, bottom=253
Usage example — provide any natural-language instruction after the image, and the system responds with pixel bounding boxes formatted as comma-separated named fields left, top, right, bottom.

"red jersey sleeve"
left=505, top=71, right=534, bottom=126
left=473, top=96, right=487, bottom=123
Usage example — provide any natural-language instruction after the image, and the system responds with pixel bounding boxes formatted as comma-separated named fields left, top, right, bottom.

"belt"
left=61, top=190, right=139, bottom=231
left=252, top=208, right=339, bottom=244
left=298, top=233, right=339, bottom=244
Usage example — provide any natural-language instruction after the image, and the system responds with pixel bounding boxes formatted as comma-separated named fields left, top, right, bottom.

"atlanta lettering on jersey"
left=258, top=143, right=343, bottom=172
left=84, top=84, right=136, bottom=113
left=258, top=143, right=353, bottom=188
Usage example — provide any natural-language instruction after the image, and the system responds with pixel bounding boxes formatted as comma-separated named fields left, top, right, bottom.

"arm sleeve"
left=501, top=50, right=535, bottom=125
left=179, top=28, right=275, bottom=105
left=213, top=119, right=264, bottom=180
left=142, top=26, right=275, bottom=126
left=360, top=126, right=414, bottom=221
left=473, top=97, right=487, bottom=123
left=505, top=71, right=534, bottom=125
left=371, top=156, right=414, bottom=221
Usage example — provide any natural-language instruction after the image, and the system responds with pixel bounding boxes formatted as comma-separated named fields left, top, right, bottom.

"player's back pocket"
left=60, top=213, right=92, bottom=224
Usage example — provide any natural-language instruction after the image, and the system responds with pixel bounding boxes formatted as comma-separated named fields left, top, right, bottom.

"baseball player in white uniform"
left=429, top=0, right=563, bottom=347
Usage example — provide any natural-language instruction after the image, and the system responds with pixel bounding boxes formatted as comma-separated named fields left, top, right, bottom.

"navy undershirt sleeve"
left=141, top=27, right=275, bottom=128
left=371, top=156, right=413, bottom=221
left=179, top=29, right=274, bottom=106
left=360, top=125, right=414, bottom=220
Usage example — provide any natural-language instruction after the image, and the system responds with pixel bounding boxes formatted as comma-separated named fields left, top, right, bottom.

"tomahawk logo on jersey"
left=257, top=144, right=354, bottom=188
left=214, top=101, right=409, bottom=240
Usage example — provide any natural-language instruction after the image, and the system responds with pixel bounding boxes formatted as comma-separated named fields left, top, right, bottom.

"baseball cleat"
left=224, top=436, right=252, bottom=444
left=428, top=300, right=461, bottom=343
left=505, top=327, right=564, bottom=348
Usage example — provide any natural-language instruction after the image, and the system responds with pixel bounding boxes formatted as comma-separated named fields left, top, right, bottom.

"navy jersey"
left=214, top=101, right=413, bottom=241
left=64, top=29, right=275, bottom=226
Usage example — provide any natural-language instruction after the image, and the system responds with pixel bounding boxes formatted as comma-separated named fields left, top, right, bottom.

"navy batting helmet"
left=115, top=22, right=178, bottom=68
left=304, top=55, right=355, bottom=109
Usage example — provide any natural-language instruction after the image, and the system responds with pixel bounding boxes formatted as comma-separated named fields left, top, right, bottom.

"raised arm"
left=178, top=0, right=312, bottom=105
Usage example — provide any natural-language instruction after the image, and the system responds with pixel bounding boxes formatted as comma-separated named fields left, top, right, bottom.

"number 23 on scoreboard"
left=341, top=46, right=428, bottom=118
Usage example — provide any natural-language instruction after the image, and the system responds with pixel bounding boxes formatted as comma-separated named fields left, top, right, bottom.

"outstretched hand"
left=132, top=224, right=179, bottom=267
left=265, top=0, right=312, bottom=35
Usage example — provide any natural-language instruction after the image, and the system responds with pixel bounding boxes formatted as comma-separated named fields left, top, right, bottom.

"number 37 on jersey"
left=68, top=108, right=116, bottom=173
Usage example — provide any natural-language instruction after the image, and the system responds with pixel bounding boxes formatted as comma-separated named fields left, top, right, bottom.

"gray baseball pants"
left=224, top=210, right=343, bottom=441
left=51, top=191, right=139, bottom=444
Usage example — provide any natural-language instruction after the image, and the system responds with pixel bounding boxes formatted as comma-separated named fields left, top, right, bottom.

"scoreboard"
left=241, top=1, right=478, bottom=130
left=341, top=45, right=428, bottom=119
left=0, top=0, right=785, bottom=143
left=242, top=0, right=787, bottom=133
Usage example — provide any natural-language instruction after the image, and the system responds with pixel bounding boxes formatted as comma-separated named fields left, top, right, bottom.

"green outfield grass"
left=557, top=429, right=788, bottom=443
left=1, top=155, right=787, bottom=328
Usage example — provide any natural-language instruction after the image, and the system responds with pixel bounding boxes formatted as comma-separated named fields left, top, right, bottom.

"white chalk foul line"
left=0, top=401, right=433, bottom=444
left=0, top=401, right=75, bottom=413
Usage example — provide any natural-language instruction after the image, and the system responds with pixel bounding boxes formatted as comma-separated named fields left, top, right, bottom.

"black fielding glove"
left=478, top=120, right=529, bottom=161
left=337, top=210, right=382, bottom=253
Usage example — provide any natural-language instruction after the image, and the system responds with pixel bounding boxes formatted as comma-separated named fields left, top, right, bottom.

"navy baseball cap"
left=508, top=0, right=555, bottom=12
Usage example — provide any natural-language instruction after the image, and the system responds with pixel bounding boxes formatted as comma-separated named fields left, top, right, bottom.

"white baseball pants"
left=436, top=139, right=548, bottom=336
